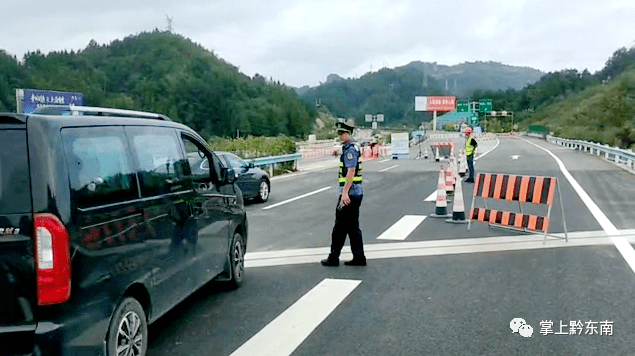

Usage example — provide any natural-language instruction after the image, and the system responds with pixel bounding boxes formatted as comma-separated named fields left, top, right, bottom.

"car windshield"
left=221, top=153, right=247, bottom=169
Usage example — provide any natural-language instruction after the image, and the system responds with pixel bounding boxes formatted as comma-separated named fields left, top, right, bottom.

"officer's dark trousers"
left=467, top=156, right=475, bottom=181
left=329, top=194, right=365, bottom=260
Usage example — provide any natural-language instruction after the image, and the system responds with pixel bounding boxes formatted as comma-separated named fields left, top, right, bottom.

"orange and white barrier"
left=379, top=144, right=389, bottom=157
left=363, top=146, right=372, bottom=160
left=300, top=142, right=338, bottom=159
left=468, top=173, right=568, bottom=244
left=429, top=133, right=461, bottom=139
left=432, top=141, right=456, bottom=151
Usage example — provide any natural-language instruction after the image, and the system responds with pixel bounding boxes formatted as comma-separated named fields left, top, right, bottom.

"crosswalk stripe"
left=377, top=215, right=427, bottom=240
left=244, top=229, right=635, bottom=268
left=424, top=191, right=437, bottom=201
left=230, top=278, right=361, bottom=356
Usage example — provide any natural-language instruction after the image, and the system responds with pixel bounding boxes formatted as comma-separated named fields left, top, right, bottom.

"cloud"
left=2, top=0, right=634, bottom=87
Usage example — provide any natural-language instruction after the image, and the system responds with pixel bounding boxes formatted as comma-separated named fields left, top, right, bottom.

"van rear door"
left=0, top=122, right=37, bottom=355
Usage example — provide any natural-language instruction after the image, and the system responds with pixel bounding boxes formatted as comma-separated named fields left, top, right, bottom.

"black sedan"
left=213, top=151, right=271, bottom=203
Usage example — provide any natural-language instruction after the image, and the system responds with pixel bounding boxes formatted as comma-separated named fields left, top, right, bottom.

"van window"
left=128, top=127, right=188, bottom=196
left=0, top=129, right=31, bottom=214
left=181, top=134, right=222, bottom=182
left=62, top=127, right=138, bottom=209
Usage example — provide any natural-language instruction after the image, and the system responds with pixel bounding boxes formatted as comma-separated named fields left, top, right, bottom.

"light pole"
left=365, top=114, right=384, bottom=130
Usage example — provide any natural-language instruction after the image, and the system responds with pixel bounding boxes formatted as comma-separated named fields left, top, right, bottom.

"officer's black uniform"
left=322, top=122, right=366, bottom=267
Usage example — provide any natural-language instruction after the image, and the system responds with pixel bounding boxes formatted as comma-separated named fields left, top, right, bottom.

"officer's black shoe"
left=464, top=179, right=475, bottom=183
left=321, top=258, right=339, bottom=267
left=344, top=258, right=367, bottom=266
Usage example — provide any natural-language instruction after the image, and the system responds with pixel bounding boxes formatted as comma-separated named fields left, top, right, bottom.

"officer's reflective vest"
left=339, top=143, right=363, bottom=186
left=465, top=137, right=476, bottom=157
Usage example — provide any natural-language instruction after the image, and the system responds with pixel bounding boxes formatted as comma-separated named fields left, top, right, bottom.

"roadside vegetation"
left=208, top=135, right=297, bottom=158
left=529, top=69, right=635, bottom=148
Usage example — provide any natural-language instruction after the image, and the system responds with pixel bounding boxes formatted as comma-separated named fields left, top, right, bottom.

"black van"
left=0, top=106, right=248, bottom=355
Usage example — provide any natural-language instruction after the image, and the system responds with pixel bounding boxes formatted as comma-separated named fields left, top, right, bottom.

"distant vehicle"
left=216, top=152, right=271, bottom=203
left=0, top=106, right=248, bottom=356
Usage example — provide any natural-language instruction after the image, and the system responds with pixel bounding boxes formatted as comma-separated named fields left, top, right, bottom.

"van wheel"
left=107, top=297, right=147, bottom=356
left=256, top=179, right=270, bottom=202
left=227, top=233, right=245, bottom=289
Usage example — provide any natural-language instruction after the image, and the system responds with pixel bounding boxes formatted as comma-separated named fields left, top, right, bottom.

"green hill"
left=528, top=68, right=635, bottom=148
left=0, top=30, right=317, bottom=139
left=297, top=61, right=544, bottom=127
left=466, top=45, right=635, bottom=148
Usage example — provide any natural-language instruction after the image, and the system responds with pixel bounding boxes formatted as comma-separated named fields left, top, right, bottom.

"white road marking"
left=377, top=215, right=427, bottom=240
left=245, top=229, right=635, bottom=268
left=379, top=164, right=399, bottom=172
left=511, top=155, right=520, bottom=160
left=229, top=278, right=361, bottom=356
left=270, top=171, right=310, bottom=181
left=521, top=138, right=635, bottom=275
left=262, top=186, right=331, bottom=210
left=474, top=137, right=499, bottom=161
left=424, top=191, right=437, bottom=201
left=379, top=158, right=391, bottom=163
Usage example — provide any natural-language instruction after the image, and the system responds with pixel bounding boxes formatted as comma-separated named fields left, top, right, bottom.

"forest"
left=0, top=30, right=317, bottom=140
left=472, top=46, right=635, bottom=148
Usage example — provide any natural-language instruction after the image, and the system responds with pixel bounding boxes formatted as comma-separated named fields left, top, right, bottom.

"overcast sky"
left=2, top=0, right=635, bottom=88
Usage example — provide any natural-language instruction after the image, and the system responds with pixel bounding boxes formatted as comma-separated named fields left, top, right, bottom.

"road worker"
left=464, top=127, right=478, bottom=183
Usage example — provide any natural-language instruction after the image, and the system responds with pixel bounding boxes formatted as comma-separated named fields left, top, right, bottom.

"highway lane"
left=248, top=135, right=606, bottom=251
left=148, top=135, right=635, bottom=355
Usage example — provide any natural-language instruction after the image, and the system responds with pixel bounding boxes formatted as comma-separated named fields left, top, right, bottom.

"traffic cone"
left=452, top=156, right=459, bottom=184
left=435, top=147, right=440, bottom=162
left=458, top=149, right=467, bottom=177
left=431, top=166, right=451, bottom=218
left=446, top=174, right=468, bottom=223
left=445, top=163, right=454, bottom=197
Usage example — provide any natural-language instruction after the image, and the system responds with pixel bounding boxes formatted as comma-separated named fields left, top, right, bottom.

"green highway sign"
left=470, top=112, right=479, bottom=126
left=457, top=100, right=469, bottom=112
left=479, top=99, right=492, bottom=113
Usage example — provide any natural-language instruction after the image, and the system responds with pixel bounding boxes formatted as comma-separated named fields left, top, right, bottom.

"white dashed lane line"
left=262, top=186, right=331, bottom=210
left=229, top=278, right=361, bottom=356
left=379, top=164, right=399, bottom=172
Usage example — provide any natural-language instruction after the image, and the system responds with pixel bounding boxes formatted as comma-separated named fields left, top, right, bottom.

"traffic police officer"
left=464, top=127, right=478, bottom=183
left=321, top=122, right=367, bottom=266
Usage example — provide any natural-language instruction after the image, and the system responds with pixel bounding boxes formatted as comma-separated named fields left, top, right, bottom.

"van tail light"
left=34, top=213, right=71, bottom=306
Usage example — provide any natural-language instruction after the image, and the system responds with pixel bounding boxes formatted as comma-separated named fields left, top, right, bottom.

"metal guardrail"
left=546, top=135, right=635, bottom=169
left=244, top=153, right=303, bottom=176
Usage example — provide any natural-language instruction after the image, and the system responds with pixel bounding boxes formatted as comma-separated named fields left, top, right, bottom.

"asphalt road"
left=148, top=135, right=635, bottom=356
